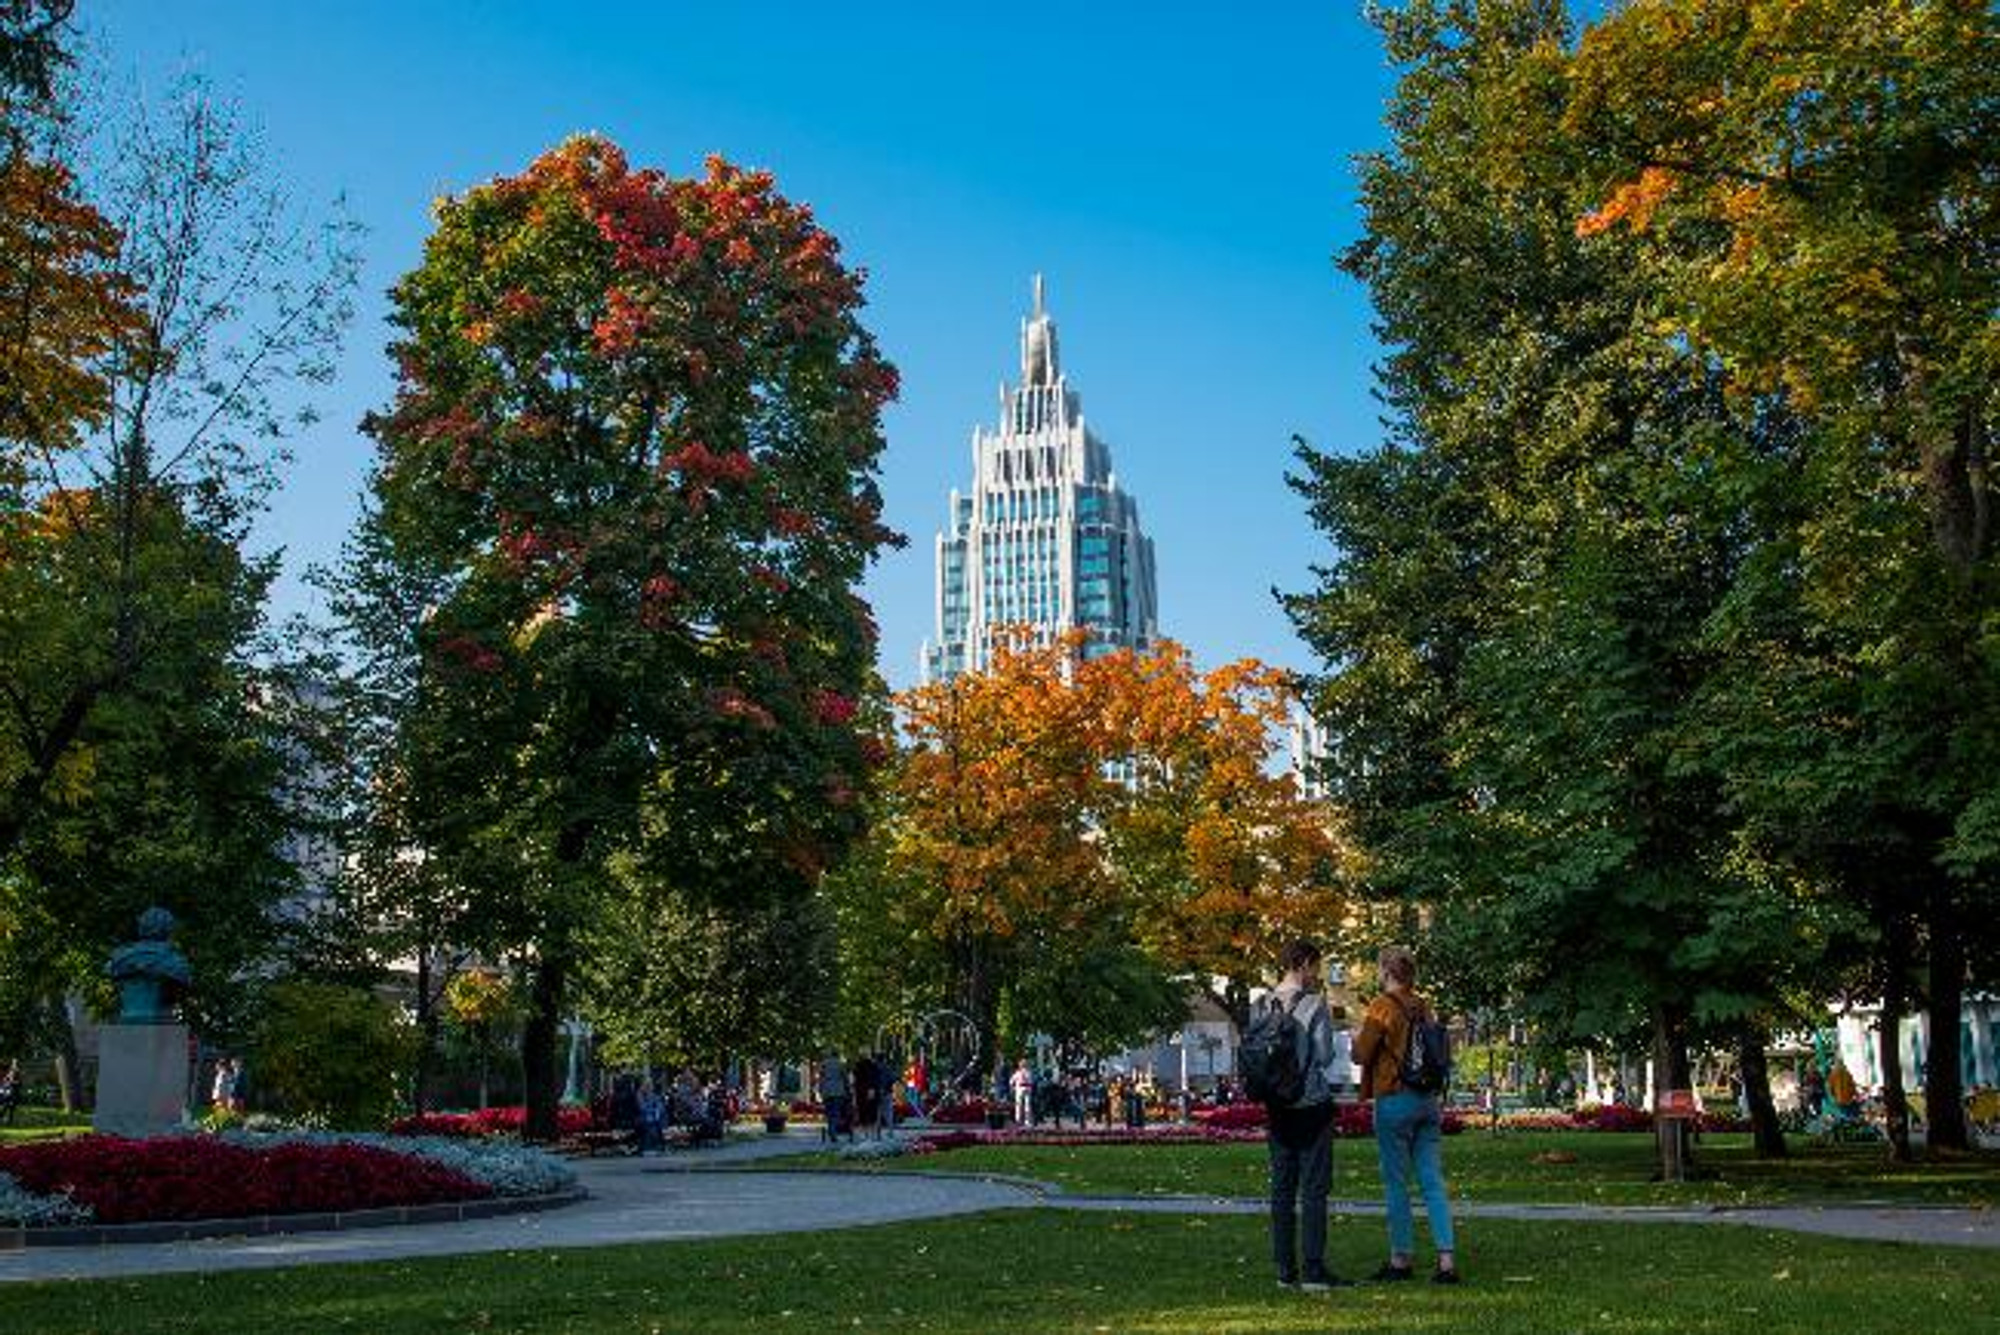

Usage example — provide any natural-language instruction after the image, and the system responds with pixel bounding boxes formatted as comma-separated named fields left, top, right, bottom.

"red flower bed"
left=1195, top=1103, right=1267, bottom=1131
left=387, top=1105, right=599, bottom=1138
left=1193, top=1103, right=1465, bottom=1138
left=0, top=1135, right=490, bottom=1225
left=1577, top=1103, right=1654, bottom=1133
left=929, top=1098, right=994, bottom=1125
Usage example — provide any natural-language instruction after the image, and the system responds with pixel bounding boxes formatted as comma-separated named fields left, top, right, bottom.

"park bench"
left=561, top=1127, right=638, bottom=1157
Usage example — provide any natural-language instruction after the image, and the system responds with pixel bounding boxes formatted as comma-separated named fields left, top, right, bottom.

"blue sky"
left=93, top=2, right=1398, bottom=690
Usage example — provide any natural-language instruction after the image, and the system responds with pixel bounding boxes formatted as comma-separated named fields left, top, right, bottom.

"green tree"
left=252, top=980, right=419, bottom=1129
left=0, top=69, right=354, bottom=1097
left=1285, top=0, right=1828, bottom=1173
left=581, top=872, right=836, bottom=1073
left=1567, top=0, right=2000, bottom=1151
left=356, top=136, right=897, bottom=1138
left=0, top=1, right=72, bottom=104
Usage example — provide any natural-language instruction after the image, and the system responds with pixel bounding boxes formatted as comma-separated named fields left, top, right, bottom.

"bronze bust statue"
left=106, top=907, right=192, bottom=1024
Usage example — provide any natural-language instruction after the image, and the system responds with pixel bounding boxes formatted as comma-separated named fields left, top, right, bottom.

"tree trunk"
left=1736, top=1025, right=1786, bottom=1159
left=1878, top=914, right=1914, bottom=1162
left=1924, top=883, right=1970, bottom=1151
left=521, top=951, right=568, bottom=1142
left=1915, top=393, right=1992, bottom=576
left=954, top=933, right=997, bottom=1065
left=1652, top=1006, right=1694, bottom=1182
left=48, top=994, right=83, bottom=1113
left=413, top=951, right=436, bottom=1115
left=1218, top=978, right=1251, bottom=1039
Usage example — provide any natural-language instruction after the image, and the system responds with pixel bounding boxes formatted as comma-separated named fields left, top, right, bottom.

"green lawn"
left=0, top=1107, right=89, bottom=1145
left=2, top=1210, right=1994, bottom=1333
left=767, top=1131, right=2000, bottom=1207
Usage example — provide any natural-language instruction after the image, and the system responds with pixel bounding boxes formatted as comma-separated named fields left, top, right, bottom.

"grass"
left=765, top=1131, right=2000, bottom=1208
left=2, top=1210, right=1995, bottom=1333
left=0, top=1106, right=89, bottom=1145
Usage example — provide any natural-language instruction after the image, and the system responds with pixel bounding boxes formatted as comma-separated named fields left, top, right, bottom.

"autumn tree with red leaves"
left=348, top=136, right=898, bottom=1138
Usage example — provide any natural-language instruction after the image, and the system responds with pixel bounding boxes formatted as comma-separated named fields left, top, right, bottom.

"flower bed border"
left=0, top=1186, right=586, bottom=1251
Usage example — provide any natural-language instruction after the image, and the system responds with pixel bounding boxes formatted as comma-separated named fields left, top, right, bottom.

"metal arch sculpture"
left=876, top=1009, right=984, bottom=1116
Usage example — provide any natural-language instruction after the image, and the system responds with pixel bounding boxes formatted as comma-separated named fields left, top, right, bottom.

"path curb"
left=0, top=1187, right=587, bottom=1251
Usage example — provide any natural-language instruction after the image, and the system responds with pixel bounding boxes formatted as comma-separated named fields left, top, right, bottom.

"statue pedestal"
left=93, top=1023, right=191, bottom=1138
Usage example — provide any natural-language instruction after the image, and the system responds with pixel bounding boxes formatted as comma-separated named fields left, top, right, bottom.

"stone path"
left=1039, top=1192, right=2000, bottom=1250
left=4, top=1128, right=1996, bottom=1284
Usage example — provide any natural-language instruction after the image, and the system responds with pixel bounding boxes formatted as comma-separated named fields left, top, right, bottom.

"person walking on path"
left=1353, top=945, right=1460, bottom=1285
left=817, top=1051, right=853, bottom=1142
left=1260, top=939, right=1352, bottom=1293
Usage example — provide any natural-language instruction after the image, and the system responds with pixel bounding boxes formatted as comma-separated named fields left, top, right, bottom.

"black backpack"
left=1242, top=992, right=1308, bottom=1106
left=1397, top=998, right=1451, bottom=1095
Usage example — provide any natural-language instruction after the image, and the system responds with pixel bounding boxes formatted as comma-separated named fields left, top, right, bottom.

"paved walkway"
left=1040, top=1192, right=2000, bottom=1250
left=4, top=1129, right=1996, bottom=1284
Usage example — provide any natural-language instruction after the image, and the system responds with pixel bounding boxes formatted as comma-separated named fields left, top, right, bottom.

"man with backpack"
left=1244, top=939, right=1352, bottom=1293
left=1353, top=945, right=1460, bottom=1284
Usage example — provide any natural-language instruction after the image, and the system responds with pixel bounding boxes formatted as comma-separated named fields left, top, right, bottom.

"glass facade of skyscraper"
left=921, top=278, right=1158, bottom=682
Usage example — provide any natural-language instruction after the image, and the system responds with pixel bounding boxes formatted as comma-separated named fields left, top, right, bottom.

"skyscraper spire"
left=1021, top=273, right=1059, bottom=387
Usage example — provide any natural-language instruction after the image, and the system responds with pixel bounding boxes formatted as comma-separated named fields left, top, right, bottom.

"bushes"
left=0, top=1135, right=488, bottom=1224
left=253, top=981, right=419, bottom=1130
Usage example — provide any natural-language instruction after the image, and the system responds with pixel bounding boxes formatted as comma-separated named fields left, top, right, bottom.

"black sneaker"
left=1300, top=1270, right=1355, bottom=1292
left=1370, top=1263, right=1415, bottom=1282
left=1432, top=1267, right=1462, bottom=1286
left=1276, top=1272, right=1298, bottom=1290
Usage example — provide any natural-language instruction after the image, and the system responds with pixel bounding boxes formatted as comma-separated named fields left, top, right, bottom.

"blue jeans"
left=1374, top=1091, right=1455, bottom=1255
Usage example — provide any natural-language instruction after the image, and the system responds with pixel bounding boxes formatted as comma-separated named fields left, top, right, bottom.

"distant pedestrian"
left=1799, top=1063, right=1825, bottom=1117
left=853, top=1053, right=883, bottom=1137
left=610, top=1073, right=642, bottom=1147
left=1010, top=1058, right=1034, bottom=1124
left=211, top=1057, right=238, bottom=1113
left=0, top=1060, right=20, bottom=1125
left=818, top=1051, right=852, bottom=1142
left=637, top=1079, right=667, bottom=1155
left=1354, top=945, right=1459, bottom=1285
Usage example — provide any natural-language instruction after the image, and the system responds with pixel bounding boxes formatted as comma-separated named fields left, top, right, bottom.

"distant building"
left=921, top=276, right=1158, bottom=682
left=1288, top=707, right=1330, bottom=801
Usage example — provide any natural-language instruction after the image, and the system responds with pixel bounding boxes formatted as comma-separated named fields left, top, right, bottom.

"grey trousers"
left=1268, top=1100, right=1335, bottom=1278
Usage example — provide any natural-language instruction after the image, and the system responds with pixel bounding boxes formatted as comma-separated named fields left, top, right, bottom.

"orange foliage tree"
left=881, top=631, right=1356, bottom=1058
left=1094, top=644, right=1356, bottom=1033
left=0, top=149, right=140, bottom=470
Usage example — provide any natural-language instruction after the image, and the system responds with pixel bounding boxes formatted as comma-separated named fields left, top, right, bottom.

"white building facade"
left=921, top=277, right=1158, bottom=682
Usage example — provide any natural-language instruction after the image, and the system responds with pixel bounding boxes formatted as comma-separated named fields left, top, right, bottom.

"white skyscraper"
left=921, top=277, right=1158, bottom=682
